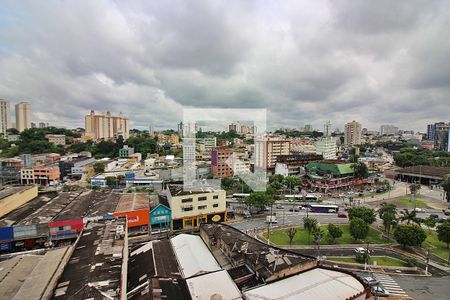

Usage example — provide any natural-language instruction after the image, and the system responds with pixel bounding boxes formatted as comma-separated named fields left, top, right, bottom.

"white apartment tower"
left=344, top=120, right=362, bottom=146
left=0, top=100, right=11, bottom=136
left=85, top=110, right=129, bottom=140
left=15, top=102, right=31, bottom=132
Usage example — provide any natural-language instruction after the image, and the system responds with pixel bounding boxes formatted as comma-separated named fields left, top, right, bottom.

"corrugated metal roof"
left=171, top=234, right=221, bottom=279
left=243, top=268, right=365, bottom=300
left=186, top=270, right=243, bottom=300
left=115, top=193, right=149, bottom=213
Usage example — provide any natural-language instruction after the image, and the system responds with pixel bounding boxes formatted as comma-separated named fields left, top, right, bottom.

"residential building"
left=0, top=159, right=22, bottom=184
left=211, top=147, right=234, bottom=178
left=45, top=134, right=66, bottom=146
left=20, top=154, right=32, bottom=168
left=84, top=110, right=129, bottom=140
left=196, top=137, right=217, bottom=153
left=70, top=158, right=96, bottom=180
left=165, top=185, right=227, bottom=230
left=157, top=133, right=180, bottom=144
left=119, top=145, right=135, bottom=158
left=38, top=122, right=47, bottom=128
left=33, top=164, right=60, bottom=185
left=303, top=124, right=313, bottom=132
left=15, top=102, right=31, bottom=132
left=344, top=120, right=362, bottom=146
left=434, top=122, right=450, bottom=151
left=380, top=124, right=399, bottom=135
left=255, top=138, right=290, bottom=170
left=0, top=100, right=11, bottom=137
left=229, top=122, right=255, bottom=134
left=20, top=168, right=35, bottom=184
left=315, top=137, right=337, bottom=160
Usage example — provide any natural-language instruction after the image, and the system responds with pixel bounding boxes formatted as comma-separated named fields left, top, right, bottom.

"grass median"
left=264, top=224, right=392, bottom=246
left=423, top=231, right=449, bottom=261
left=328, top=256, right=408, bottom=267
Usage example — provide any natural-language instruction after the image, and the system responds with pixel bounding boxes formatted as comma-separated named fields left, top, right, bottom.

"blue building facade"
left=149, top=204, right=171, bottom=234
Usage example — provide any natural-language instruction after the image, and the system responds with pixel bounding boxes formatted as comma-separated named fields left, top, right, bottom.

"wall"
left=114, top=209, right=150, bottom=229
left=169, top=190, right=226, bottom=220
left=0, top=185, right=38, bottom=218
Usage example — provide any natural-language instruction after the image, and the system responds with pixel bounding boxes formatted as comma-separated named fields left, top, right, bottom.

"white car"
left=354, top=247, right=370, bottom=254
left=414, top=208, right=425, bottom=213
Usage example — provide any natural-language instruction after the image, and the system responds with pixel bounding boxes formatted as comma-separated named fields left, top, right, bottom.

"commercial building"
left=149, top=196, right=172, bottom=234
left=396, top=165, right=450, bottom=186
left=84, top=110, right=129, bottom=140
left=380, top=124, right=399, bottom=135
left=0, top=185, right=38, bottom=218
left=114, top=193, right=150, bottom=233
left=33, top=164, right=60, bottom=185
left=15, top=102, right=32, bottom=132
left=0, top=158, right=23, bottom=184
left=306, top=161, right=361, bottom=193
left=255, top=139, right=291, bottom=170
left=45, top=134, right=66, bottom=146
left=315, top=137, right=337, bottom=160
left=344, top=120, right=362, bottom=146
left=427, top=123, right=436, bottom=140
left=274, top=153, right=323, bottom=177
left=0, top=100, right=11, bottom=137
left=165, top=185, right=227, bottom=230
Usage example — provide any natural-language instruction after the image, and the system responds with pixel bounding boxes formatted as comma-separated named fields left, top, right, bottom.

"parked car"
left=371, top=285, right=389, bottom=297
left=337, top=213, right=348, bottom=218
left=265, top=215, right=278, bottom=223
left=244, top=211, right=252, bottom=219
left=275, top=204, right=284, bottom=209
left=414, top=208, right=425, bottom=213
left=289, top=207, right=300, bottom=212
left=443, top=210, right=450, bottom=216
left=354, top=247, right=371, bottom=254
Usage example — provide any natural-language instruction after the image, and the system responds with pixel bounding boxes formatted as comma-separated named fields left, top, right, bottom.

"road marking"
left=373, top=273, right=408, bottom=296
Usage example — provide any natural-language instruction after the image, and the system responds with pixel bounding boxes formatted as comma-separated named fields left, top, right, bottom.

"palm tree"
left=303, top=217, right=318, bottom=243
left=400, top=209, right=421, bottom=225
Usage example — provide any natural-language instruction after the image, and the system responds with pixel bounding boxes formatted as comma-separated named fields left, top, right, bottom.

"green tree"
left=409, top=183, right=421, bottom=201
left=394, top=224, right=427, bottom=249
left=349, top=217, right=369, bottom=241
left=351, top=161, right=369, bottom=179
left=105, top=176, right=117, bottom=187
left=348, top=207, right=376, bottom=224
left=286, top=227, right=297, bottom=245
left=423, top=216, right=437, bottom=233
left=245, top=192, right=274, bottom=212
left=399, top=209, right=421, bottom=225
left=93, top=162, right=105, bottom=174
left=378, top=203, right=397, bottom=234
left=436, top=220, right=450, bottom=249
left=327, top=223, right=343, bottom=244
left=303, top=217, right=318, bottom=243
left=441, top=175, right=450, bottom=203
left=283, top=176, right=301, bottom=193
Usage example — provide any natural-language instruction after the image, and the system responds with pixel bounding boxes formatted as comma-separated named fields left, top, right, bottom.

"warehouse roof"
left=171, top=234, right=221, bottom=279
left=396, top=165, right=450, bottom=179
left=243, top=267, right=366, bottom=300
left=186, top=270, right=243, bottom=300
left=0, top=185, right=34, bottom=200
left=115, top=193, right=149, bottom=213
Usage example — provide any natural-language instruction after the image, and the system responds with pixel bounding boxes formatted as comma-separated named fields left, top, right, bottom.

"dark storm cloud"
left=0, top=0, right=448, bottom=131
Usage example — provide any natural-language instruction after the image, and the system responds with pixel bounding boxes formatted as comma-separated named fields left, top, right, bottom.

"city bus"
left=309, top=204, right=339, bottom=213
left=285, top=194, right=319, bottom=202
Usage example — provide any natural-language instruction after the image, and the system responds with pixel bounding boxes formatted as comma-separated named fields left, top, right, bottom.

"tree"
left=93, top=162, right=105, bottom=174
left=283, top=176, right=301, bottom=193
left=303, top=217, right=318, bottom=243
left=105, top=176, right=116, bottom=188
left=441, top=175, right=450, bottom=203
left=327, top=223, right=343, bottom=244
left=245, top=192, right=274, bottom=212
left=286, top=227, right=297, bottom=245
left=350, top=217, right=369, bottom=241
left=436, top=220, right=450, bottom=249
left=394, top=224, right=427, bottom=249
left=423, top=216, right=437, bottom=233
left=378, top=203, right=397, bottom=234
left=351, top=161, right=369, bottom=179
left=348, top=207, right=376, bottom=224
left=399, top=209, right=421, bottom=225
left=409, top=183, right=421, bottom=201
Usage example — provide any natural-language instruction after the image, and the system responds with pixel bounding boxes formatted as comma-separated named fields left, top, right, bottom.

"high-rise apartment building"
left=380, top=125, right=399, bottom=135
left=85, top=110, right=129, bottom=140
left=15, top=102, right=31, bottom=132
left=344, top=120, right=362, bottom=146
left=315, top=137, right=337, bottom=160
left=427, top=124, right=436, bottom=141
left=255, top=139, right=291, bottom=169
left=0, top=100, right=11, bottom=136
left=434, top=122, right=450, bottom=152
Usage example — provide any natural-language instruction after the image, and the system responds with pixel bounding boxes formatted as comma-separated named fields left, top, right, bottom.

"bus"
left=232, top=193, right=250, bottom=200
left=309, top=204, right=339, bottom=213
left=285, top=193, right=319, bottom=202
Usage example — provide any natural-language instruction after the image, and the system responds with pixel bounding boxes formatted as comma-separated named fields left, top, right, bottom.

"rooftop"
left=53, top=218, right=126, bottom=299
left=115, top=193, right=150, bottom=213
left=396, top=165, right=450, bottom=178
left=186, top=270, right=243, bottom=300
left=0, top=185, right=34, bottom=201
left=167, top=184, right=222, bottom=197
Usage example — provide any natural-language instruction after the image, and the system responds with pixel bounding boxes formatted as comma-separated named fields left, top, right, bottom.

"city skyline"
left=0, top=1, right=449, bottom=131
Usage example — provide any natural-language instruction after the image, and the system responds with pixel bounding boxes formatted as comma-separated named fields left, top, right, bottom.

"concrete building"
left=33, top=164, right=60, bottom=185
left=165, top=185, right=227, bottom=230
left=315, top=137, right=337, bottom=160
left=434, top=122, right=450, bottom=151
left=157, top=133, right=180, bottom=144
left=0, top=100, right=11, bottom=137
left=380, top=124, right=399, bottom=135
left=15, top=102, right=31, bottom=132
left=211, top=147, right=235, bottom=178
left=114, top=193, right=150, bottom=233
left=427, top=123, right=436, bottom=140
left=45, top=134, right=66, bottom=146
left=84, top=110, right=129, bottom=140
left=119, top=145, right=135, bottom=158
left=20, top=154, right=32, bottom=168
left=255, top=139, right=291, bottom=170
left=344, top=120, right=362, bottom=146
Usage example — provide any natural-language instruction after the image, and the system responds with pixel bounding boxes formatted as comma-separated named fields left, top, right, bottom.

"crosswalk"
left=373, top=273, right=408, bottom=297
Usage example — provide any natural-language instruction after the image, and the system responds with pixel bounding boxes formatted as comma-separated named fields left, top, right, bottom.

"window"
left=181, top=198, right=193, bottom=203
left=198, top=205, right=207, bottom=210
left=213, top=195, right=219, bottom=199
left=182, top=207, right=193, bottom=212
left=213, top=204, right=219, bottom=208
left=198, top=196, right=207, bottom=201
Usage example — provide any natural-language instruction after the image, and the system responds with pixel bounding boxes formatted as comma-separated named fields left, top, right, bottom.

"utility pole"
left=425, top=248, right=430, bottom=274
left=364, top=241, right=370, bottom=270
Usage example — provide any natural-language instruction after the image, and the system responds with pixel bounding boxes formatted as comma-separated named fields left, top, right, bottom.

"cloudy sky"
left=0, top=0, right=449, bottom=132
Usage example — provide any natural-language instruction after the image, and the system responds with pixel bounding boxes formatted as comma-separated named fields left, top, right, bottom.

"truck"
left=265, top=215, right=278, bottom=223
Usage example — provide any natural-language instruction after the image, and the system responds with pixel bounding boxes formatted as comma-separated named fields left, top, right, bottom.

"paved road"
left=391, top=275, right=450, bottom=300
